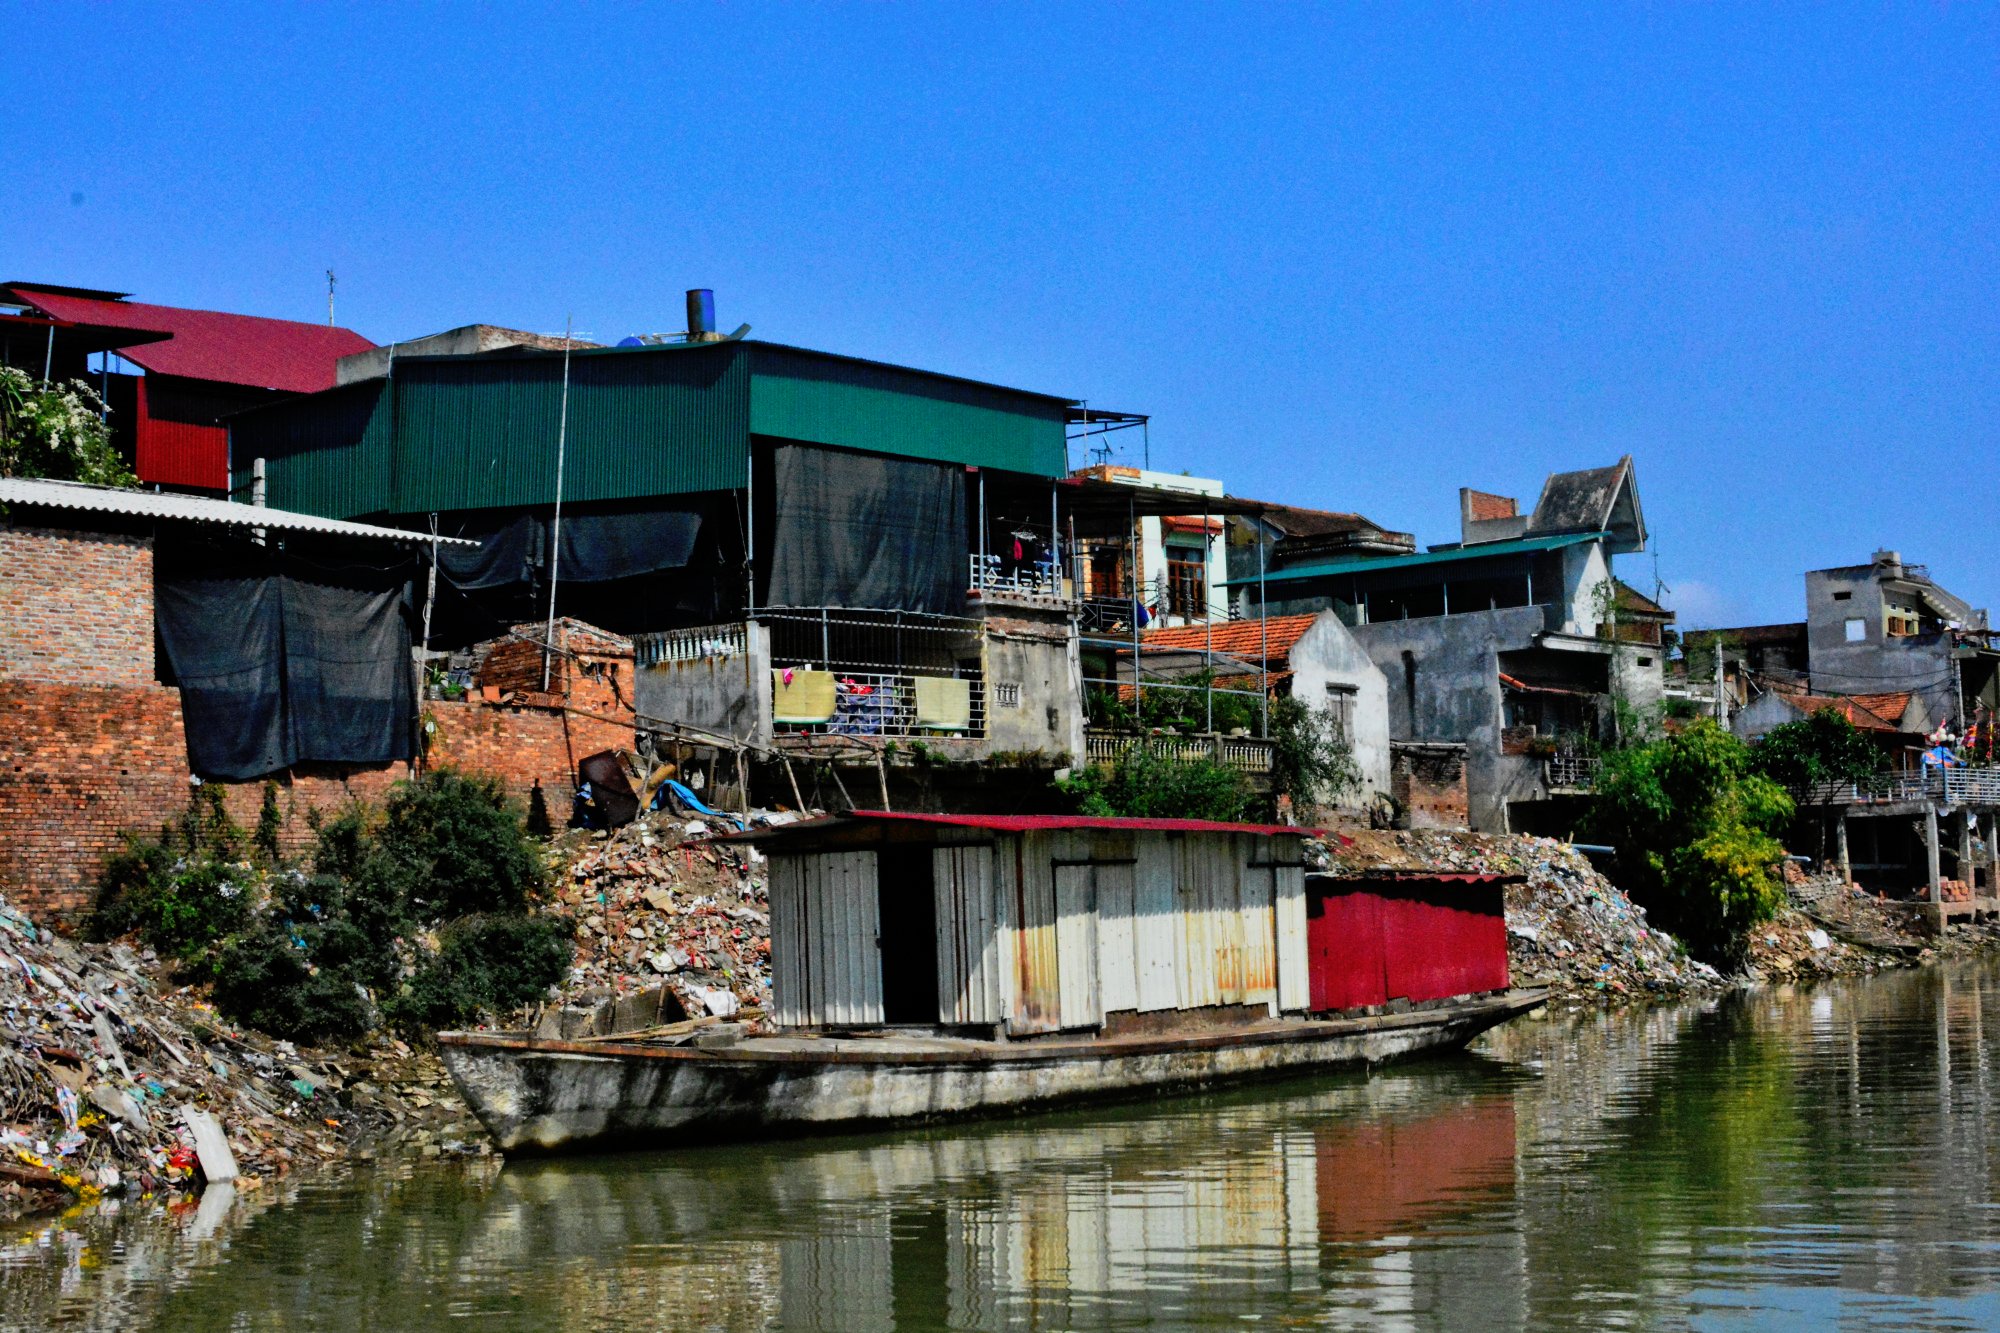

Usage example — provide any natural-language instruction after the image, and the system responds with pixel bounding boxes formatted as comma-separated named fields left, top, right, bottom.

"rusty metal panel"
left=933, top=845, right=1000, bottom=1025
left=1274, top=863, right=1310, bottom=1013
left=768, top=854, right=808, bottom=1027
left=1094, top=860, right=1138, bottom=1014
left=1133, top=834, right=1178, bottom=1012
left=1054, top=864, right=1100, bottom=1030
left=1174, top=837, right=1222, bottom=1010
left=1239, top=835, right=1277, bottom=1013
left=1007, top=833, right=1063, bottom=1035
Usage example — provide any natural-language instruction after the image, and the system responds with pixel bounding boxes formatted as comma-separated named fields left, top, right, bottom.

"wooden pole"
left=875, top=753, right=892, bottom=811
left=783, top=755, right=806, bottom=812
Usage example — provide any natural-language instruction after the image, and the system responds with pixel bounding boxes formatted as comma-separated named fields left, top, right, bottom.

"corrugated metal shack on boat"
left=732, top=812, right=1514, bottom=1038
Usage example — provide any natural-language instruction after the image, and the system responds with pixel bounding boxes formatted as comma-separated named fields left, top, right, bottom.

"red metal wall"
left=134, top=376, right=231, bottom=491
left=1305, top=877, right=1509, bottom=1012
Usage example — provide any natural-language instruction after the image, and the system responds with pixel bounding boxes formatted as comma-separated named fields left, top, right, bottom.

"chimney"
left=686, top=289, right=717, bottom=342
left=1872, top=549, right=1902, bottom=576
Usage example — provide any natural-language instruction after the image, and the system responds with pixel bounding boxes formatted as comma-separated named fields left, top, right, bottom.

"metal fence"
left=1544, top=753, right=1602, bottom=791
left=1820, top=766, right=2000, bottom=806
left=968, top=553, right=1061, bottom=600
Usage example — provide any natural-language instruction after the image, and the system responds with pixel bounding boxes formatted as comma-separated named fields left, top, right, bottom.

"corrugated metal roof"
left=1224, top=531, right=1605, bottom=587
left=4, top=286, right=374, bottom=393
left=0, top=477, right=475, bottom=545
left=726, top=810, right=1321, bottom=843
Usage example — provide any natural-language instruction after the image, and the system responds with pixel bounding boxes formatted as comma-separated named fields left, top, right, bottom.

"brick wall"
left=0, top=679, right=633, bottom=923
left=0, top=524, right=155, bottom=686
left=1391, top=743, right=1469, bottom=830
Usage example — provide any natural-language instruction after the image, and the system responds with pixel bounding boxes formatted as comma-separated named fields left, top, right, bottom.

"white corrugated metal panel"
left=1238, top=835, right=1277, bottom=1013
left=1006, top=833, right=1063, bottom=1035
left=933, top=844, right=1001, bottom=1025
left=1274, top=863, right=1309, bottom=1013
left=1054, top=864, right=1101, bottom=1030
left=769, top=855, right=809, bottom=1026
left=1094, top=860, right=1138, bottom=1014
left=1133, top=834, right=1178, bottom=1012
left=782, top=849, right=882, bottom=1026
left=1175, top=837, right=1224, bottom=1010
left=0, top=476, right=478, bottom=545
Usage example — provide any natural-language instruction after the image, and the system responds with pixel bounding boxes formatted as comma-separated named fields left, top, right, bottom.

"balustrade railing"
left=1084, top=729, right=1274, bottom=775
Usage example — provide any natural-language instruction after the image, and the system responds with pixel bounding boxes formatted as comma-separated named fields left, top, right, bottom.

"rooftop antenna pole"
left=542, top=317, right=574, bottom=691
left=326, top=269, right=336, bottom=327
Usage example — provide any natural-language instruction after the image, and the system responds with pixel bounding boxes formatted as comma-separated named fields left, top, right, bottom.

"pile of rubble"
left=547, top=812, right=786, bottom=1024
left=0, top=892, right=351, bottom=1221
left=1323, top=830, right=1728, bottom=1004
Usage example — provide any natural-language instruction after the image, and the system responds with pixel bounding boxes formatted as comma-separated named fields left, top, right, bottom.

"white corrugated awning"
left=0, top=477, right=478, bottom=546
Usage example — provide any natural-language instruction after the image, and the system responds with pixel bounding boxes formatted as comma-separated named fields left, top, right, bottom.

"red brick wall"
left=0, top=525, right=156, bottom=686
left=1391, top=744, right=1469, bottom=830
left=0, top=679, right=633, bottom=923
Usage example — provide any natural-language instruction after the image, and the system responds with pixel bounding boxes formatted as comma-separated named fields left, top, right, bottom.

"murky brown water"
left=11, top=960, right=2000, bottom=1330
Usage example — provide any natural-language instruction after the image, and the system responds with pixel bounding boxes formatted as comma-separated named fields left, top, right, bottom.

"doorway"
left=877, top=845, right=940, bottom=1024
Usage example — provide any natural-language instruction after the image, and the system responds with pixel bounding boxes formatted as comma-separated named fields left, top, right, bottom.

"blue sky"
left=8, top=6, right=1996, bottom=628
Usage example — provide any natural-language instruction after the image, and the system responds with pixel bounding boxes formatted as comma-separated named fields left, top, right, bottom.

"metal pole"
left=1204, top=498, right=1214, bottom=734
left=1129, top=492, right=1141, bottom=723
left=821, top=606, right=831, bottom=669
left=541, top=319, right=574, bottom=692
left=42, top=325, right=53, bottom=383
left=977, top=468, right=987, bottom=594
left=421, top=511, right=439, bottom=659
left=1714, top=637, right=1725, bottom=721
left=1050, top=483, right=1059, bottom=598
left=1258, top=528, right=1269, bottom=738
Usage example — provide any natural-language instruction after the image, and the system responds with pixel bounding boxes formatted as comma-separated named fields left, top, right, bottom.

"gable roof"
left=1248, top=501, right=1393, bottom=540
left=1612, top=578, right=1671, bottom=618
left=1526, top=455, right=1646, bottom=553
left=3, top=284, right=374, bottom=393
left=1142, top=613, right=1321, bottom=666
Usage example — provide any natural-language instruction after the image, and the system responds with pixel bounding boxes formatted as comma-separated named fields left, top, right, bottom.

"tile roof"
left=5, top=285, right=374, bottom=393
left=1246, top=500, right=1392, bottom=539
left=1141, top=613, right=1321, bottom=665
left=1779, top=691, right=1915, bottom=732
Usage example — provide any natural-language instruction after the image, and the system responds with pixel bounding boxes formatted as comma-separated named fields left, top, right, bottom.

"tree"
left=1750, top=709, right=1885, bottom=801
left=1589, top=719, right=1794, bottom=966
left=0, top=367, right=135, bottom=487
left=1268, top=694, right=1360, bottom=811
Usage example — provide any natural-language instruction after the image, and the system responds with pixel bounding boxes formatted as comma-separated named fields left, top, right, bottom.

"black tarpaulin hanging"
left=764, top=443, right=966, bottom=613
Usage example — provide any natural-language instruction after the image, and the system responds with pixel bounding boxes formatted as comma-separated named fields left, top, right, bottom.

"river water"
left=12, top=960, right=2000, bottom=1330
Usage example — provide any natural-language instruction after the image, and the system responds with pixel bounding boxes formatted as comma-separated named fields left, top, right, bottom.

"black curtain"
left=764, top=443, right=966, bottom=613
left=155, top=540, right=417, bottom=780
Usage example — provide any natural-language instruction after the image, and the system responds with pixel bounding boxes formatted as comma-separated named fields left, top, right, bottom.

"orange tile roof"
left=1784, top=691, right=1915, bottom=732
left=1141, top=614, right=1320, bottom=665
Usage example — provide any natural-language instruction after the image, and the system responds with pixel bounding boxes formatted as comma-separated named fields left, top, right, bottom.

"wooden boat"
left=442, top=813, right=1543, bottom=1155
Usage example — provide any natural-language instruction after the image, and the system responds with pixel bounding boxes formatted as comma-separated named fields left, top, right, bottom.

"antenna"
left=326, top=268, right=336, bottom=326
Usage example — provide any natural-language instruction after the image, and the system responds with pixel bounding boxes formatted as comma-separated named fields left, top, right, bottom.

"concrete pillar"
left=1959, top=811, right=1974, bottom=898
left=1835, top=813, right=1852, bottom=893
left=1987, top=812, right=1999, bottom=897
left=1927, top=806, right=1943, bottom=906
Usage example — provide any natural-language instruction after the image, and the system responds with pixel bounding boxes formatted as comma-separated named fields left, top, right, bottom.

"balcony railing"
left=1814, top=766, right=2000, bottom=807
left=969, top=553, right=1061, bottom=601
left=634, top=622, right=748, bottom=668
left=773, top=670, right=986, bottom=740
left=1085, top=729, right=1274, bottom=775
left=1544, top=753, right=1602, bottom=792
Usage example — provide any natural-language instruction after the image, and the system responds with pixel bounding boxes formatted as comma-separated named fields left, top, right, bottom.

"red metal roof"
left=728, top=810, right=1331, bottom=842
left=5, top=285, right=373, bottom=393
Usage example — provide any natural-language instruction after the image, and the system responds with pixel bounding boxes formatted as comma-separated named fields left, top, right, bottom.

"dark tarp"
left=155, top=542, right=416, bottom=780
left=434, top=508, right=703, bottom=588
left=764, top=443, right=966, bottom=613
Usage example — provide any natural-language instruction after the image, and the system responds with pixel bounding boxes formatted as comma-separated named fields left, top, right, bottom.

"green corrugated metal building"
left=231, top=339, right=1074, bottom=520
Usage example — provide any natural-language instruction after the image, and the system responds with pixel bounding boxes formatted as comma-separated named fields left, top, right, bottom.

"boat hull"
left=440, top=990, right=1544, bottom=1156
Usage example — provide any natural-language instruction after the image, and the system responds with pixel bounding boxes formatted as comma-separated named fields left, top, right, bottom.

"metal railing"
left=772, top=670, right=986, bottom=740
left=969, top=553, right=1061, bottom=600
left=1821, top=766, right=2000, bottom=806
left=1084, top=729, right=1274, bottom=775
left=633, top=622, right=748, bottom=668
left=1544, top=753, right=1602, bottom=791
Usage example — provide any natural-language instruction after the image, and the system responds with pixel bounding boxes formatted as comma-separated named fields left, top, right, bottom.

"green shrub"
left=377, top=770, right=545, bottom=918
left=1269, top=695, right=1360, bottom=811
left=1588, top=719, right=1795, bottom=967
left=386, top=914, right=575, bottom=1033
left=210, top=918, right=376, bottom=1043
left=1057, top=747, right=1253, bottom=822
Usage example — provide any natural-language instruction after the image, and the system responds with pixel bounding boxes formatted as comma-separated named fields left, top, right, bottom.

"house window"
left=1845, top=618, right=1867, bottom=642
left=1324, top=683, right=1358, bottom=738
left=1165, top=545, right=1206, bottom=618
left=1832, top=591, right=1852, bottom=601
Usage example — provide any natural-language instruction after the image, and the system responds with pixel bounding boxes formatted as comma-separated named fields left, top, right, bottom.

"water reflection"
left=15, top=960, right=2000, bottom=1330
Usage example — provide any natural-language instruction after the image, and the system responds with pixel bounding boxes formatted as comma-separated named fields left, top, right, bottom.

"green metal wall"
left=748, top=346, right=1067, bottom=476
left=234, top=339, right=1066, bottom=520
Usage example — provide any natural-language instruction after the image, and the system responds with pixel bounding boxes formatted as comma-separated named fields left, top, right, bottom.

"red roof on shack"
left=3, top=283, right=374, bottom=393
left=728, top=810, right=1338, bottom=843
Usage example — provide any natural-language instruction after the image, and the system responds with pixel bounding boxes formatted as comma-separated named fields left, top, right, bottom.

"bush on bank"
left=1588, top=719, right=1794, bottom=967
left=93, top=771, right=571, bottom=1043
